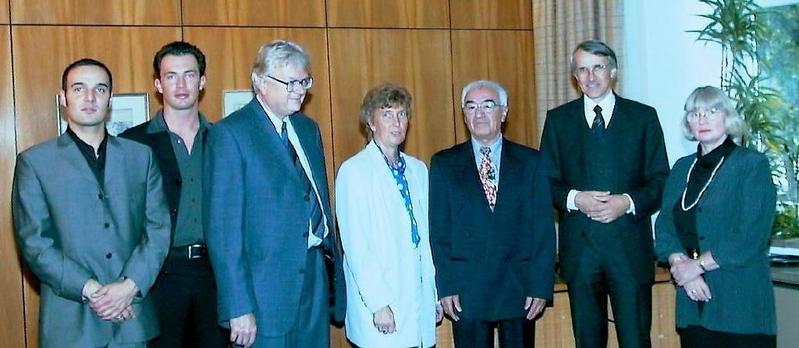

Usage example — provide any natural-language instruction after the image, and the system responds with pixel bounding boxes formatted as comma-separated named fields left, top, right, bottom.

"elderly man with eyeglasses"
left=203, top=40, right=345, bottom=348
left=429, top=80, right=556, bottom=348
left=539, top=40, right=670, bottom=348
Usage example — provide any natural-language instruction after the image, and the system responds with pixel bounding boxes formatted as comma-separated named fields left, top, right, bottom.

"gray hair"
left=250, top=40, right=310, bottom=85
left=460, top=80, right=508, bottom=107
left=681, top=86, right=749, bottom=145
left=570, top=40, right=618, bottom=73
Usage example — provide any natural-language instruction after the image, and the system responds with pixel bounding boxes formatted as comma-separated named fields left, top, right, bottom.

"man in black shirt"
left=12, top=58, right=170, bottom=347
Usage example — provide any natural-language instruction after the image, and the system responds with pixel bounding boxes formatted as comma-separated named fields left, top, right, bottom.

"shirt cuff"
left=566, top=190, right=579, bottom=211
left=623, top=193, right=636, bottom=215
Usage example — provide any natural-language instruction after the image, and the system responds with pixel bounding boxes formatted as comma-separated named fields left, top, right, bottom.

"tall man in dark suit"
left=430, top=80, right=556, bottom=348
left=12, top=58, right=171, bottom=347
left=204, top=40, right=345, bottom=348
left=539, top=40, right=670, bottom=348
left=121, top=41, right=227, bottom=347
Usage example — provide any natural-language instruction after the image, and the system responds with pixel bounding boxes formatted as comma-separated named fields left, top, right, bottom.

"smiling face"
left=573, top=49, right=616, bottom=101
left=60, top=65, right=111, bottom=130
left=254, top=64, right=309, bottom=118
left=369, top=105, right=408, bottom=152
left=155, top=54, right=206, bottom=112
left=463, top=87, right=507, bottom=144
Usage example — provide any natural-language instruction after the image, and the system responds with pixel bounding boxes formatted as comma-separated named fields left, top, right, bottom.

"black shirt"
left=66, top=128, right=109, bottom=188
left=673, top=137, right=737, bottom=252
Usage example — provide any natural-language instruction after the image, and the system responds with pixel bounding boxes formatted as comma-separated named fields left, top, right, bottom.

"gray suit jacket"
left=655, top=147, right=776, bottom=334
left=12, top=133, right=171, bottom=347
left=204, top=98, right=345, bottom=337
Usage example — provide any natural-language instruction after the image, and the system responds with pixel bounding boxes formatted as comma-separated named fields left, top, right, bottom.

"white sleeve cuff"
left=623, top=193, right=636, bottom=215
left=566, top=190, right=579, bottom=211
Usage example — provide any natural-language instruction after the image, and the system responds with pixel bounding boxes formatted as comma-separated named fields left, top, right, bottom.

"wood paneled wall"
left=0, top=1, right=539, bottom=347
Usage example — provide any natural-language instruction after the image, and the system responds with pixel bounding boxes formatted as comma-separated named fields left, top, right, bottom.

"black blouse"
left=672, top=137, right=737, bottom=253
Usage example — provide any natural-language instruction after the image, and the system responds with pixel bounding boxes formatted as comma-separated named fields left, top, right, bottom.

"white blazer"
left=335, top=142, right=437, bottom=347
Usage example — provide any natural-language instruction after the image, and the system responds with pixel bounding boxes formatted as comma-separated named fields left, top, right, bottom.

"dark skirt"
left=678, top=325, right=775, bottom=348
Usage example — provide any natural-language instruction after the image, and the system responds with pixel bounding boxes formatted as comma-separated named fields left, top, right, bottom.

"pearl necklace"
left=680, top=156, right=725, bottom=211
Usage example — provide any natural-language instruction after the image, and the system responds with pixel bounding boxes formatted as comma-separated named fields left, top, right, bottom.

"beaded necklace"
left=680, top=156, right=725, bottom=211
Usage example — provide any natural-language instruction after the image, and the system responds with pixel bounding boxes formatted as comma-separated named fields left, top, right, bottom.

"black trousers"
left=679, top=326, right=776, bottom=348
left=452, top=317, right=535, bottom=348
left=566, top=243, right=652, bottom=348
left=148, top=255, right=228, bottom=348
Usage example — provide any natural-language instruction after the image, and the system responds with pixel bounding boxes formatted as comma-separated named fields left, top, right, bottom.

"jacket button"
left=298, top=269, right=306, bottom=274
left=304, top=194, right=310, bottom=202
left=98, top=193, right=104, bottom=200
left=105, top=253, right=112, bottom=259
left=104, top=223, right=110, bottom=228
left=302, top=232, right=309, bottom=238
left=699, top=236, right=705, bottom=241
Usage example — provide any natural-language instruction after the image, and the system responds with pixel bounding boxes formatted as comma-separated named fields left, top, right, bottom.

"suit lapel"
left=103, top=137, right=126, bottom=194
left=455, top=142, right=494, bottom=213
left=494, top=138, right=518, bottom=212
left=243, top=99, right=303, bottom=187
left=56, top=134, right=102, bottom=189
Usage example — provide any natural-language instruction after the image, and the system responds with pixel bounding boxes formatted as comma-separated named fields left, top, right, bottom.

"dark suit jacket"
left=655, top=147, right=776, bottom=334
left=203, top=98, right=345, bottom=336
left=540, top=95, right=669, bottom=283
left=120, top=115, right=209, bottom=232
left=12, top=134, right=171, bottom=347
left=429, top=138, right=556, bottom=321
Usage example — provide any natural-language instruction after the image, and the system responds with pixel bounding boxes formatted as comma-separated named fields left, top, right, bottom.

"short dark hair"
left=571, top=40, right=618, bottom=72
left=61, top=58, right=113, bottom=91
left=153, top=41, right=206, bottom=78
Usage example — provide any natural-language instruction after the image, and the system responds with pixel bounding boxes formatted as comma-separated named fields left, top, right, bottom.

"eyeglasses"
left=574, top=64, right=609, bottom=77
left=463, top=100, right=503, bottom=114
left=687, top=107, right=723, bottom=123
left=266, top=75, right=313, bottom=92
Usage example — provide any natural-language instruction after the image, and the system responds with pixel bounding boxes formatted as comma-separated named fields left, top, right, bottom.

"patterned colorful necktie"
left=479, top=146, right=497, bottom=211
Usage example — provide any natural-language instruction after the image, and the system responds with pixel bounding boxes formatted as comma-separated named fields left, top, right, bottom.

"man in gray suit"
left=204, top=40, right=345, bottom=348
left=12, top=58, right=171, bottom=348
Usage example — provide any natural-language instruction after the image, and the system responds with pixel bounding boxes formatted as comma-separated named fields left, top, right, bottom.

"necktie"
left=478, top=146, right=497, bottom=211
left=280, top=122, right=324, bottom=239
left=592, top=105, right=605, bottom=137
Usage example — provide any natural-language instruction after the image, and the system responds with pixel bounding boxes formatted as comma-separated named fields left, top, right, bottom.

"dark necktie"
left=592, top=105, right=605, bottom=137
left=280, top=122, right=325, bottom=240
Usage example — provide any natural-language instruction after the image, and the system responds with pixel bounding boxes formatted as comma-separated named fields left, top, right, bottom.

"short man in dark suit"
left=203, top=40, right=345, bottom=348
left=539, top=40, right=670, bottom=348
left=121, top=41, right=227, bottom=347
left=430, top=80, right=556, bottom=348
left=12, top=58, right=171, bottom=347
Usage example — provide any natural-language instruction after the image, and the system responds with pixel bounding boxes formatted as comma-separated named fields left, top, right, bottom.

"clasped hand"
left=83, top=278, right=138, bottom=322
left=575, top=191, right=629, bottom=223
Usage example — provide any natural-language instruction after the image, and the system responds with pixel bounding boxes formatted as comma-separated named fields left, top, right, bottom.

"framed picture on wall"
left=223, top=89, right=254, bottom=118
left=55, top=92, right=150, bottom=135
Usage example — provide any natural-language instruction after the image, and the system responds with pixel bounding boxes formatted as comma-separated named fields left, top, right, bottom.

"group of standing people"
left=11, top=36, right=777, bottom=348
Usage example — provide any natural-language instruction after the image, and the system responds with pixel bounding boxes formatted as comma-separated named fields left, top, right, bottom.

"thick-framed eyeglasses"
left=266, top=75, right=313, bottom=92
left=463, top=100, right=503, bottom=114
left=574, top=64, right=609, bottom=77
left=687, top=107, right=723, bottom=123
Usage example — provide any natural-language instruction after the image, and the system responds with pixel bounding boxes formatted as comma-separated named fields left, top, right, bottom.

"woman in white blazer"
left=335, top=84, right=441, bottom=347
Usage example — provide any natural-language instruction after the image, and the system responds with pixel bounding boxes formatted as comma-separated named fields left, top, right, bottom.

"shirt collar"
left=583, top=92, right=615, bottom=117
left=66, top=127, right=108, bottom=157
left=147, top=109, right=210, bottom=134
left=256, top=95, right=290, bottom=133
left=470, top=134, right=503, bottom=154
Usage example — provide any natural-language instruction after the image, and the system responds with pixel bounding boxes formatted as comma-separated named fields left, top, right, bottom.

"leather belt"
left=170, top=243, right=208, bottom=260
